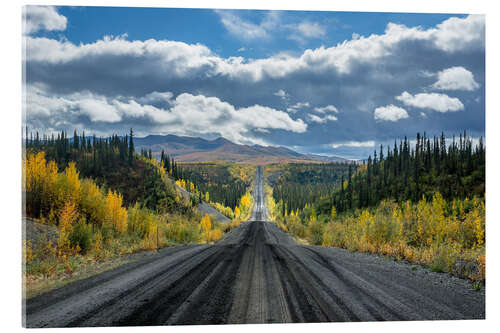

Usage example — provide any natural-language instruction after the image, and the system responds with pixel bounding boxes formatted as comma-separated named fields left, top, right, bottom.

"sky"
left=22, top=6, right=485, bottom=159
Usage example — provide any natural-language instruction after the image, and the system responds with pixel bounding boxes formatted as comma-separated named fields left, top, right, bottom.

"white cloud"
left=396, top=91, right=464, bottom=112
left=374, top=105, right=409, bottom=122
left=330, top=140, right=376, bottom=148
left=25, top=87, right=122, bottom=123
left=79, top=98, right=122, bottom=123
left=324, top=115, right=338, bottom=122
left=306, top=105, right=341, bottom=122
left=432, top=66, right=480, bottom=91
left=314, top=105, right=339, bottom=114
left=137, top=91, right=174, bottom=105
left=287, top=102, right=309, bottom=113
left=25, top=35, right=219, bottom=79
left=294, top=15, right=484, bottom=75
left=25, top=86, right=307, bottom=145
left=288, top=21, right=326, bottom=43
left=217, top=14, right=483, bottom=77
left=216, top=10, right=279, bottom=41
left=308, top=114, right=324, bottom=123
left=25, top=86, right=72, bottom=117
left=419, top=70, right=435, bottom=78
left=296, top=21, right=326, bottom=38
left=433, top=15, right=484, bottom=52
left=273, top=89, right=289, bottom=100
left=25, top=15, right=485, bottom=83
left=217, top=10, right=326, bottom=45
left=23, top=11, right=485, bottom=157
left=308, top=114, right=338, bottom=123
left=23, top=6, right=67, bottom=35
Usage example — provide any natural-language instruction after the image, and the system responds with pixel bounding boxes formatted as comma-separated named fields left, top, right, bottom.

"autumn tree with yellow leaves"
left=104, top=190, right=127, bottom=233
left=23, top=152, right=58, bottom=217
left=57, top=201, right=78, bottom=253
left=23, top=131, right=241, bottom=291
left=200, top=213, right=212, bottom=243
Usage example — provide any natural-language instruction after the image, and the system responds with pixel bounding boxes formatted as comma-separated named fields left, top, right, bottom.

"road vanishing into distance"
left=25, top=167, right=485, bottom=327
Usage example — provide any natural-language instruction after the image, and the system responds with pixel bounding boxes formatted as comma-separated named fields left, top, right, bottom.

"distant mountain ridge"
left=134, top=134, right=347, bottom=164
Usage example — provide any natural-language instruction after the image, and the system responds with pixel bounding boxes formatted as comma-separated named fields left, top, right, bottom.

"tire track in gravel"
left=24, top=166, right=485, bottom=327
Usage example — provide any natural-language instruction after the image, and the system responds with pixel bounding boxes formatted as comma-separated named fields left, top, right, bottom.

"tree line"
left=24, top=128, right=180, bottom=212
left=321, top=131, right=485, bottom=215
left=269, top=163, right=355, bottom=216
left=26, top=127, right=135, bottom=172
left=177, top=163, right=251, bottom=210
left=139, top=148, right=182, bottom=181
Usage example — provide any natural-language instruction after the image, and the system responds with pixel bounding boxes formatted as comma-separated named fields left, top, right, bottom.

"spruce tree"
left=128, top=128, right=134, bottom=165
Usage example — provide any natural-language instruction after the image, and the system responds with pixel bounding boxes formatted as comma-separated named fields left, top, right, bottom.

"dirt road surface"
left=24, top=167, right=485, bottom=327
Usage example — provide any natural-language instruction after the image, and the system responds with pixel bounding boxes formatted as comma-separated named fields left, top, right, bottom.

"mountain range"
left=133, top=134, right=347, bottom=164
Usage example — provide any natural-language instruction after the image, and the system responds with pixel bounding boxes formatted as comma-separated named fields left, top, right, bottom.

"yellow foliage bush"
left=240, top=193, right=251, bottom=210
left=164, top=217, right=200, bottom=244
left=330, top=205, right=337, bottom=220
left=104, top=190, right=127, bottom=233
left=200, top=213, right=212, bottom=243
left=23, top=153, right=245, bottom=286
left=57, top=201, right=78, bottom=253
left=23, top=152, right=58, bottom=217
left=127, top=203, right=156, bottom=237
left=231, top=218, right=241, bottom=228
left=24, top=152, right=131, bottom=235
left=210, top=229, right=222, bottom=242
left=316, top=194, right=485, bottom=279
left=80, top=179, right=106, bottom=226
left=93, top=230, right=103, bottom=259
left=306, top=215, right=324, bottom=245
left=55, top=162, right=82, bottom=208
left=212, top=202, right=235, bottom=219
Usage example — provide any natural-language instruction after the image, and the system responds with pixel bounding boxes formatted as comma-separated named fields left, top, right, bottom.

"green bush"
left=430, top=263, right=445, bottom=273
left=69, top=219, right=93, bottom=253
left=307, top=219, right=325, bottom=245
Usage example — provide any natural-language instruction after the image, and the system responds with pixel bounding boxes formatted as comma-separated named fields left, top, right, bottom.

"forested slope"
left=173, top=162, right=255, bottom=220
left=320, top=131, right=485, bottom=215
left=266, top=132, right=485, bottom=282
left=25, top=129, right=182, bottom=212
left=22, top=129, right=243, bottom=297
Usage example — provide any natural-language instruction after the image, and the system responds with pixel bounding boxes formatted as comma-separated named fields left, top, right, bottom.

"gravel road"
left=24, top=167, right=484, bottom=327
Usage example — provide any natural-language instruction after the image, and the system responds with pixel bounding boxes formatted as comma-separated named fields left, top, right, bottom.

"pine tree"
left=128, top=128, right=134, bottom=165
left=326, top=132, right=485, bottom=214
left=73, top=130, right=79, bottom=151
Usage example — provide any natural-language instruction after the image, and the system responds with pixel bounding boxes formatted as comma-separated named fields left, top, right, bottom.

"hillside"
left=265, top=131, right=485, bottom=282
left=173, top=182, right=230, bottom=223
left=321, top=132, right=485, bottom=214
left=134, top=134, right=347, bottom=164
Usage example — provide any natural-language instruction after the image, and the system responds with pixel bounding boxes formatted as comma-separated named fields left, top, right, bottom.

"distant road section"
left=249, top=166, right=269, bottom=221
left=24, top=167, right=484, bottom=327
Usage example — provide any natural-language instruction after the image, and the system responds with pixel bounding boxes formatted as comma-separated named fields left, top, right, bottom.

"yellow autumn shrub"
left=200, top=213, right=212, bottom=243
left=317, top=194, right=485, bottom=279
left=80, top=179, right=106, bottom=226
left=23, top=152, right=58, bottom=217
left=210, top=229, right=222, bottom=242
left=104, top=190, right=127, bottom=233
left=58, top=201, right=78, bottom=253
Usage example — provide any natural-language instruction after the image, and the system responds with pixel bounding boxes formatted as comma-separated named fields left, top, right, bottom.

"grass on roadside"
left=23, top=211, right=242, bottom=298
left=269, top=192, right=485, bottom=282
